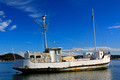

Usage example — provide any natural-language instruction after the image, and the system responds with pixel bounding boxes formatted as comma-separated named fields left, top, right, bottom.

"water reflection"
left=13, top=69, right=112, bottom=80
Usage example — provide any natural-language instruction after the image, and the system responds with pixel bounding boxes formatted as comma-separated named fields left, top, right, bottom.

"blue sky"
left=0, top=0, right=120, bottom=55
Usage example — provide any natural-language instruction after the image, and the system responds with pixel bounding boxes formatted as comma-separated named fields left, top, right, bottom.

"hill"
left=111, top=55, right=120, bottom=60
left=0, top=53, right=24, bottom=61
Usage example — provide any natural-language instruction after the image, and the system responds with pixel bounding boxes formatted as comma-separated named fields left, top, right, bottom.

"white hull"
left=13, top=55, right=110, bottom=73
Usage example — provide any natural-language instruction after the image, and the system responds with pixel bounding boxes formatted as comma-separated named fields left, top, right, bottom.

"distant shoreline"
left=0, top=54, right=120, bottom=61
left=110, top=55, right=120, bottom=60
left=0, top=53, right=24, bottom=61
left=111, top=59, right=120, bottom=60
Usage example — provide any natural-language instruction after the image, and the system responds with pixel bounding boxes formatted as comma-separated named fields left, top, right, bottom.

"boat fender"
left=48, top=67, right=50, bottom=69
left=25, top=65, right=29, bottom=69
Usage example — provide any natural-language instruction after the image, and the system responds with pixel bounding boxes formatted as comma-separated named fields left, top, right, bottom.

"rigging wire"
left=46, top=11, right=52, bottom=48
left=94, top=19, right=110, bottom=51
left=47, top=31, right=86, bottom=46
left=83, top=17, right=93, bottom=50
left=35, top=32, right=42, bottom=52
left=81, top=13, right=110, bottom=52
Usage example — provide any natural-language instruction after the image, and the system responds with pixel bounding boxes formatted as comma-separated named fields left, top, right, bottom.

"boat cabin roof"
left=28, top=52, right=49, bottom=55
left=44, top=47, right=61, bottom=53
left=45, top=48, right=61, bottom=50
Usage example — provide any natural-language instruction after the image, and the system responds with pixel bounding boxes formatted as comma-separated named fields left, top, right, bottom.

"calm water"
left=0, top=60, right=120, bottom=80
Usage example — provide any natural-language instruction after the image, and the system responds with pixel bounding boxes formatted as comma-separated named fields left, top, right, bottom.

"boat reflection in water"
left=13, top=69, right=112, bottom=80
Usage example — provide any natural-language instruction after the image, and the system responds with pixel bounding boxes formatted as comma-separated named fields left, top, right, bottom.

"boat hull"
left=13, top=62, right=110, bottom=73
left=13, top=55, right=110, bottom=73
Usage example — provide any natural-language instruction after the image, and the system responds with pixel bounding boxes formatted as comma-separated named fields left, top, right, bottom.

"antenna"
left=34, top=15, right=49, bottom=50
left=54, top=41, right=55, bottom=48
left=42, top=15, right=48, bottom=50
left=33, top=20, right=43, bottom=28
left=92, top=9, right=96, bottom=51
left=11, top=46, right=16, bottom=60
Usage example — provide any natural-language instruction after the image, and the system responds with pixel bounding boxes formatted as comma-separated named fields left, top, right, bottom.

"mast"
left=92, top=9, right=96, bottom=51
left=42, top=15, right=47, bottom=50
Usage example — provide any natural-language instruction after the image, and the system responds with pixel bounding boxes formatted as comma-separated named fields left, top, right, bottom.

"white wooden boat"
left=13, top=9, right=110, bottom=73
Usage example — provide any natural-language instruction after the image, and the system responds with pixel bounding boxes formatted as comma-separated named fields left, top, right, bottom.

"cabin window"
left=58, top=50, right=60, bottom=54
left=30, top=55, right=34, bottom=58
left=36, top=55, right=41, bottom=58
left=55, top=50, right=57, bottom=54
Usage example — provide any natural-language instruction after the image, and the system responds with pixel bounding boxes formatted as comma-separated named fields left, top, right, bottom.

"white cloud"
left=0, top=18, right=2, bottom=22
left=29, top=13, right=41, bottom=18
left=0, top=0, right=32, bottom=6
left=16, top=5, right=37, bottom=13
left=0, top=11, right=4, bottom=16
left=73, top=47, right=120, bottom=51
left=0, top=19, right=12, bottom=32
left=9, top=25, right=17, bottom=30
left=115, top=22, right=120, bottom=25
left=0, top=11, right=5, bottom=18
left=0, top=0, right=42, bottom=18
left=0, top=10, right=17, bottom=32
left=18, top=52, right=25, bottom=57
left=23, top=6, right=36, bottom=12
left=2, top=15, right=5, bottom=18
left=108, top=25, right=120, bottom=29
left=61, top=52, right=80, bottom=56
